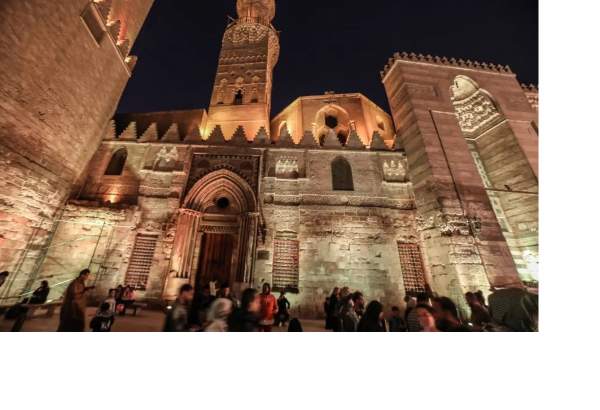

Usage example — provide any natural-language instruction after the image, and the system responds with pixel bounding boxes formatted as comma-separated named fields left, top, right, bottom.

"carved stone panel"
left=185, top=153, right=261, bottom=198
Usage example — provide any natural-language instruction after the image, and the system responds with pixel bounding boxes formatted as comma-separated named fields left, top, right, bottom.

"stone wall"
left=381, top=55, right=539, bottom=311
left=0, top=0, right=153, bottom=298
left=258, top=148, right=416, bottom=317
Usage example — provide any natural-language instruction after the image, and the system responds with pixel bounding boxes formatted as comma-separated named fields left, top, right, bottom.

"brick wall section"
left=0, top=0, right=153, bottom=289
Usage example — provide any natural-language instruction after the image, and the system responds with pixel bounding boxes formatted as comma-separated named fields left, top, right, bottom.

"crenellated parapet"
left=381, top=51, right=513, bottom=80
left=89, top=0, right=141, bottom=72
left=105, top=117, right=404, bottom=152
left=521, top=83, right=539, bottom=112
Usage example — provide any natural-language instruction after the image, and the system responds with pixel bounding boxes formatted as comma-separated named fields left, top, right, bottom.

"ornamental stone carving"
left=275, top=158, right=299, bottom=179
left=382, top=159, right=407, bottom=182
left=451, top=76, right=502, bottom=137
left=153, top=147, right=179, bottom=171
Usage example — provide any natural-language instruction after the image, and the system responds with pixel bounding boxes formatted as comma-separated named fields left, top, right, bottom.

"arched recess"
left=331, top=156, right=354, bottom=191
left=314, top=104, right=351, bottom=145
left=105, top=148, right=127, bottom=176
left=164, top=169, right=259, bottom=300
left=450, top=75, right=538, bottom=284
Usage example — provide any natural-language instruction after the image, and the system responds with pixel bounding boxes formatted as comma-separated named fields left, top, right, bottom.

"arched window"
left=331, top=157, right=354, bottom=191
left=105, top=148, right=127, bottom=176
left=234, top=89, right=244, bottom=105
left=325, top=115, right=338, bottom=129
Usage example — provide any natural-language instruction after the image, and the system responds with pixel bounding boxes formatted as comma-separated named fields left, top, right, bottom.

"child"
left=90, top=302, right=115, bottom=332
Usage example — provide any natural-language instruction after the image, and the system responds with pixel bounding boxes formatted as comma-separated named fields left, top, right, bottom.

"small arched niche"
left=331, top=156, right=354, bottom=191
left=105, top=148, right=127, bottom=176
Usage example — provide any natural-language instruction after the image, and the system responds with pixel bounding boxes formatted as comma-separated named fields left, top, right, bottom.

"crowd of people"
left=163, top=282, right=295, bottom=332
left=1, top=268, right=537, bottom=332
left=324, top=286, right=538, bottom=332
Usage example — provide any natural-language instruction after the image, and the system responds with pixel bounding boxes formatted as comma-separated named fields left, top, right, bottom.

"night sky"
left=117, top=0, right=538, bottom=116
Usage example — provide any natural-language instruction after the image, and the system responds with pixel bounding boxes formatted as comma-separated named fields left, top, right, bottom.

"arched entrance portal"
left=163, top=169, right=259, bottom=300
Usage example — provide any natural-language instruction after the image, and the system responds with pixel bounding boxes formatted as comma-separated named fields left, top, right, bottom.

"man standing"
left=163, top=284, right=194, bottom=332
left=57, top=269, right=94, bottom=332
left=257, top=283, right=278, bottom=332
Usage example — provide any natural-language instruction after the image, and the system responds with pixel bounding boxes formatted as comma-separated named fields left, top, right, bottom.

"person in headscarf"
left=357, top=300, right=387, bottom=332
left=57, top=269, right=94, bottom=332
left=205, top=298, right=233, bottom=332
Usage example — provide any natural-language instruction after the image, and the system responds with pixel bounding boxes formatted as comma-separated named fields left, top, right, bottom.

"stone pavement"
left=0, top=307, right=329, bottom=332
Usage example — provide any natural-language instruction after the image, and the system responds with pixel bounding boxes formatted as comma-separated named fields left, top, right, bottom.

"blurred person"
left=432, top=297, right=470, bottom=332
left=257, top=283, right=278, bottom=332
left=274, top=291, right=291, bottom=327
left=388, top=306, right=407, bottom=332
left=357, top=300, right=386, bottom=332
left=228, top=288, right=260, bottom=332
left=415, top=304, right=438, bottom=332
left=163, top=284, right=194, bottom=332
left=288, top=318, right=303, bottom=332
left=205, top=298, right=233, bottom=332
left=57, top=269, right=94, bottom=332
left=90, top=302, right=115, bottom=332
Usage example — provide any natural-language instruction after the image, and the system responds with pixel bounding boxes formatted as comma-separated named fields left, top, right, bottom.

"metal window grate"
left=397, top=242, right=426, bottom=295
left=124, top=234, right=158, bottom=290
left=272, top=240, right=299, bottom=292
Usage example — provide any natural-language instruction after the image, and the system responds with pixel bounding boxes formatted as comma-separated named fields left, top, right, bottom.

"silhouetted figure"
left=90, top=302, right=115, bottom=332
left=325, top=287, right=340, bottom=330
left=288, top=318, right=303, bottom=332
left=57, top=269, right=94, bottom=332
left=388, top=306, right=407, bottom=332
left=115, top=285, right=125, bottom=314
left=205, top=298, right=233, bottom=332
left=228, top=288, right=260, bottom=332
left=274, top=292, right=291, bottom=327
left=432, top=297, right=470, bottom=332
left=164, top=284, right=194, bottom=332
left=465, top=292, right=491, bottom=330
left=357, top=301, right=386, bottom=332
left=26, top=280, right=50, bottom=305
left=257, top=283, right=278, bottom=332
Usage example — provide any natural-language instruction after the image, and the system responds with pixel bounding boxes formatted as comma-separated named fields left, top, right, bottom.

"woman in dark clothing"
left=357, top=300, right=387, bottom=332
left=288, top=318, right=303, bottom=332
left=274, top=292, right=291, bottom=327
left=228, top=288, right=260, bottom=332
left=325, top=287, right=340, bottom=330
left=28, top=280, right=50, bottom=304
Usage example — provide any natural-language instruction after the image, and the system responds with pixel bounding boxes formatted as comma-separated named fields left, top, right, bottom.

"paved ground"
left=0, top=307, right=329, bottom=332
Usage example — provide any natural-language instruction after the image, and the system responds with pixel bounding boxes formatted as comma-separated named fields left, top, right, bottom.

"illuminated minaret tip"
left=236, top=0, right=276, bottom=23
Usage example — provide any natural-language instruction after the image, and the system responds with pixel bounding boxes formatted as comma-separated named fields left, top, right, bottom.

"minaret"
left=205, top=0, right=279, bottom=141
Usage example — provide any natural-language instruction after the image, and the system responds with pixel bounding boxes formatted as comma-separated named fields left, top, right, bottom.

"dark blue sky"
left=117, top=0, right=538, bottom=116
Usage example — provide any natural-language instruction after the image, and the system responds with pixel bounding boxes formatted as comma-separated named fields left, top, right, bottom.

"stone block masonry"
left=0, top=0, right=154, bottom=298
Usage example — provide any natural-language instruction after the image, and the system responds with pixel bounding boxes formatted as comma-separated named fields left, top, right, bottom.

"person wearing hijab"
left=205, top=298, right=233, bottom=332
left=357, top=300, right=387, bottom=332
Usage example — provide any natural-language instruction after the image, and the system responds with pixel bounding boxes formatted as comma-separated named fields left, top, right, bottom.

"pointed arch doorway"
left=164, top=169, right=259, bottom=300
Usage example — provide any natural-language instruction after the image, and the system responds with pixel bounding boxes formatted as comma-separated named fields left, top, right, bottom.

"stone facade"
left=1, top=1, right=538, bottom=317
left=0, top=0, right=154, bottom=299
